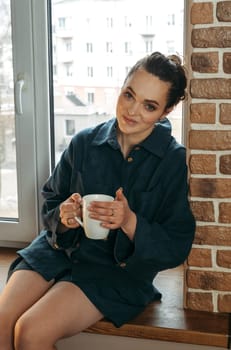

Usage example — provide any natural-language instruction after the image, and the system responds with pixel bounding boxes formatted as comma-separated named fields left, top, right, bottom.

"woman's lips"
left=123, top=115, right=137, bottom=125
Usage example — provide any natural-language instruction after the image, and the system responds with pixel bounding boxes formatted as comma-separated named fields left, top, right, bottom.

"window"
left=87, top=66, right=93, bottom=77
left=64, top=62, right=73, bottom=76
left=58, top=17, right=66, bottom=29
left=64, top=39, right=72, bottom=52
left=106, top=42, right=113, bottom=53
left=86, top=42, right=93, bottom=53
left=107, top=66, right=113, bottom=78
left=167, top=13, right=175, bottom=25
left=106, top=17, right=113, bottom=28
left=124, top=41, right=132, bottom=54
left=87, top=92, right=94, bottom=104
left=0, top=0, right=185, bottom=247
left=145, top=39, right=153, bottom=53
left=0, top=0, right=50, bottom=243
left=145, top=15, right=153, bottom=27
left=124, top=16, right=132, bottom=28
left=65, top=120, right=75, bottom=136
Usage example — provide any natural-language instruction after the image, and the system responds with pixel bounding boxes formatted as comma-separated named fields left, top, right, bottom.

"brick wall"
left=184, top=0, right=231, bottom=313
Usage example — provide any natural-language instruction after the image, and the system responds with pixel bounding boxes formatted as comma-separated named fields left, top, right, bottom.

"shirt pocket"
left=135, top=185, right=163, bottom=221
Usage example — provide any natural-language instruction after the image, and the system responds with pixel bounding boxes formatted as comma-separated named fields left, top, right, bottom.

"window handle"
left=15, top=79, right=25, bottom=115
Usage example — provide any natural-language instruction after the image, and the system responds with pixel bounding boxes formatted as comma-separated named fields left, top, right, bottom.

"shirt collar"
left=91, top=118, right=119, bottom=149
left=141, top=118, right=173, bottom=158
left=91, top=117, right=173, bottom=158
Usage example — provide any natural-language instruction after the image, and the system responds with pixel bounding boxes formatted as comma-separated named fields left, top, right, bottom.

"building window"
left=64, top=63, right=73, bottom=76
left=86, top=42, right=93, bottom=53
left=106, top=17, right=113, bottom=28
left=124, top=41, right=132, bottom=54
left=145, top=15, right=152, bottom=27
left=124, top=16, right=132, bottom=28
left=58, top=17, right=66, bottom=29
left=87, top=92, right=94, bottom=104
left=106, top=42, right=113, bottom=53
left=106, top=66, right=113, bottom=77
left=167, top=13, right=175, bottom=25
left=65, top=119, right=75, bottom=136
left=145, top=39, right=153, bottom=53
left=87, top=66, right=93, bottom=77
left=64, top=39, right=72, bottom=52
left=166, top=40, right=175, bottom=54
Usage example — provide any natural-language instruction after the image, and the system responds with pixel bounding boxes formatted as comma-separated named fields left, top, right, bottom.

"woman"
left=0, top=51, right=195, bottom=350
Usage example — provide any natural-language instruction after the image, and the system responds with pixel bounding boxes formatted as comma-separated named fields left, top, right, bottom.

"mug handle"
left=74, top=216, right=83, bottom=227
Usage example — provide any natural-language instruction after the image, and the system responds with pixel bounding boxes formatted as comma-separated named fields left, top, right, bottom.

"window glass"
left=51, top=0, right=184, bottom=164
left=0, top=0, right=18, bottom=219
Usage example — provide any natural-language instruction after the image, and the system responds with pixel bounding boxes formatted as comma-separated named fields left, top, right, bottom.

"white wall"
left=57, top=332, right=223, bottom=350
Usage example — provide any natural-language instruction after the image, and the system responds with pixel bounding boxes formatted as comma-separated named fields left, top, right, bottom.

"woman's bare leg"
left=14, top=281, right=104, bottom=350
left=0, top=270, right=54, bottom=350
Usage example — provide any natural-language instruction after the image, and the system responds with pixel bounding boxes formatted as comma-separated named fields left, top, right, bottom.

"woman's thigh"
left=15, top=281, right=104, bottom=344
left=0, top=270, right=54, bottom=324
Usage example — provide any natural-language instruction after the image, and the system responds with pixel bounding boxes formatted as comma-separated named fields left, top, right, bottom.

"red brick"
left=187, top=270, right=231, bottom=291
left=219, top=202, right=231, bottom=223
left=220, top=103, right=231, bottom=124
left=190, top=201, right=215, bottom=221
left=217, top=250, right=231, bottom=268
left=191, top=79, right=231, bottom=99
left=189, top=154, right=216, bottom=174
left=218, top=294, right=231, bottom=312
left=219, top=154, right=231, bottom=174
left=190, top=103, right=216, bottom=124
left=223, top=53, right=231, bottom=74
left=186, top=292, right=213, bottom=312
left=192, top=27, right=231, bottom=48
left=194, top=226, right=231, bottom=246
left=188, top=248, right=212, bottom=267
left=191, top=52, right=219, bottom=73
left=191, top=3, right=213, bottom=24
left=216, top=1, right=231, bottom=22
left=189, top=130, right=231, bottom=150
left=190, top=178, right=231, bottom=198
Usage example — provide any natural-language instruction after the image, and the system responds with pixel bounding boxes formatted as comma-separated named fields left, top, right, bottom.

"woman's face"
left=116, top=69, right=172, bottom=142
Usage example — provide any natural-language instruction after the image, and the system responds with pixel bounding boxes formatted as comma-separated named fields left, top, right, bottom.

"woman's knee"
left=14, top=315, right=51, bottom=350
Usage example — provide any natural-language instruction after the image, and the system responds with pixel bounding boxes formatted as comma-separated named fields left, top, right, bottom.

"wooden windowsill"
left=86, top=267, right=230, bottom=349
left=1, top=248, right=230, bottom=348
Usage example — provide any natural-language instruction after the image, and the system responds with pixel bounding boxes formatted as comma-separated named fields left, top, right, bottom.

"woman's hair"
left=124, top=51, right=187, bottom=109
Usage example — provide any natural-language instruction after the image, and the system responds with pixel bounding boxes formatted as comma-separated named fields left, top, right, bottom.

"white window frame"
left=0, top=0, right=51, bottom=246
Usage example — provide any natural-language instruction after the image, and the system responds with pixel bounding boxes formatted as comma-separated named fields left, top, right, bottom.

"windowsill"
left=1, top=249, right=230, bottom=348
left=85, top=266, right=230, bottom=349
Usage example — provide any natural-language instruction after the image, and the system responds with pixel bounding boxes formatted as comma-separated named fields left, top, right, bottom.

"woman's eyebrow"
left=127, top=86, right=160, bottom=106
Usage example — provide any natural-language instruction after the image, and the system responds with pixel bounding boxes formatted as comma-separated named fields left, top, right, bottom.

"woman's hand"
left=88, top=188, right=137, bottom=240
left=58, top=193, right=82, bottom=232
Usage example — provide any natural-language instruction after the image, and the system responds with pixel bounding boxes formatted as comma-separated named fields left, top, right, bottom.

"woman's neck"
left=117, top=126, right=155, bottom=158
left=117, top=130, right=139, bottom=158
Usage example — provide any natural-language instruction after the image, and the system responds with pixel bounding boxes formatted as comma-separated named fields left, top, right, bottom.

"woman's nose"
left=128, top=102, right=139, bottom=116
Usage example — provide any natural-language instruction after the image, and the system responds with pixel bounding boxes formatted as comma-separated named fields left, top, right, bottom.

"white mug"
left=75, top=194, right=114, bottom=239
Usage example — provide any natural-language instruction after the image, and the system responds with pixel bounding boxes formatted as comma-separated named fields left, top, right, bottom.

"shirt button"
left=119, top=262, right=126, bottom=268
left=127, top=157, right=133, bottom=162
left=76, top=243, right=80, bottom=248
left=134, top=146, right=140, bottom=150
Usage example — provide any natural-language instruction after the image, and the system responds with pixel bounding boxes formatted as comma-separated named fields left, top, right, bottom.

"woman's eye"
left=124, top=91, right=133, bottom=100
left=144, top=103, right=156, bottom=112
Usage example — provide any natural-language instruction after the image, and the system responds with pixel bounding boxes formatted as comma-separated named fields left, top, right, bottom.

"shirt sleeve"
left=114, top=146, right=195, bottom=279
left=41, top=138, right=83, bottom=249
